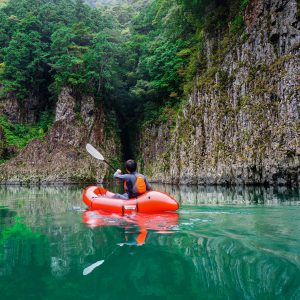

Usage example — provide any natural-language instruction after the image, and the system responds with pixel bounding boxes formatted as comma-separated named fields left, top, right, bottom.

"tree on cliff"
left=85, top=32, right=122, bottom=97
left=1, top=16, right=46, bottom=100
left=49, top=23, right=92, bottom=93
left=0, top=0, right=123, bottom=102
left=0, top=0, right=251, bottom=157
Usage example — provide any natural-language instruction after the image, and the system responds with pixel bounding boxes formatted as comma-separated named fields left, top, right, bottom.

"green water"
left=0, top=185, right=299, bottom=300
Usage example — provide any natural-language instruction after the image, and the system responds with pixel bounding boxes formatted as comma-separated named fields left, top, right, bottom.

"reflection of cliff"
left=164, top=234, right=299, bottom=299
left=152, top=184, right=300, bottom=206
left=0, top=186, right=83, bottom=220
left=0, top=216, right=49, bottom=277
left=1, top=185, right=299, bottom=299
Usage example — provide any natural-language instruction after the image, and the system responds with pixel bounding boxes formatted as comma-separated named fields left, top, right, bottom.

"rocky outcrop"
left=139, top=0, right=300, bottom=186
left=0, top=94, right=43, bottom=124
left=0, top=87, right=121, bottom=184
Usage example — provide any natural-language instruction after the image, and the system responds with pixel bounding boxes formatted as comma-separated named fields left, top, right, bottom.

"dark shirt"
left=113, top=171, right=151, bottom=198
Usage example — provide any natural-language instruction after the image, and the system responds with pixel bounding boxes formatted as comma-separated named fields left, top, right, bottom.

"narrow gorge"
left=0, top=0, right=299, bottom=186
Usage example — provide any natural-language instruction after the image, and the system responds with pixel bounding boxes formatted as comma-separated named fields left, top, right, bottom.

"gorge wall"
left=139, top=0, right=300, bottom=185
left=0, top=87, right=121, bottom=184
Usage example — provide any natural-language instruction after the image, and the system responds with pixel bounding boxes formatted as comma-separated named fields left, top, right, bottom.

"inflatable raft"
left=82, top=186, right=179, bottom=214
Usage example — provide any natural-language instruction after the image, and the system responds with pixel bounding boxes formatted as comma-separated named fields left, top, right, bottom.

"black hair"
left=125, top=159, right=137, bottom=173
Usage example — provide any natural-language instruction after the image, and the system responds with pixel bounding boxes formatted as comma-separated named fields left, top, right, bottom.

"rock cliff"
left=0, top=93, right=46, bottom=124
left=139, top=0, right=300, bottom=185
left=0, top=87, right=121, bottom=184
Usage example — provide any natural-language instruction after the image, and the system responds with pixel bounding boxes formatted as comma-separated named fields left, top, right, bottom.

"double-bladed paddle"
left=86, top=143, right=116, bottom=171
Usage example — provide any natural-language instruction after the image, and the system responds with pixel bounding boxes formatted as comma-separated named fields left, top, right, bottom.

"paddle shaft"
left=103, top=159, right=116, bottom=172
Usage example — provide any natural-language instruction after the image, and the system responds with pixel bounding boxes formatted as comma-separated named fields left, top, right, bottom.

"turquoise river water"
left=0, top=184, right=299, bottom=300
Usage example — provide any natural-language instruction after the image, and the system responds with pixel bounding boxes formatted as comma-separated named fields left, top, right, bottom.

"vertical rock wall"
left=0, top=94, right=45, bottom=124
left=139, top=0, right=300, bottom=185
left=0, top=87, right=121, bottom=184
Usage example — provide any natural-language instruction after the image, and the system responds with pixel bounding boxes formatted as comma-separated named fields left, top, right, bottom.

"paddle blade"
left=83, top=260, right=104, bottom=276
left=86, top=144, right=104, bottom=161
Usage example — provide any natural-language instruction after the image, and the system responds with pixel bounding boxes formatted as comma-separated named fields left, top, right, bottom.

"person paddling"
left=113, top=159, right=151, bottom=200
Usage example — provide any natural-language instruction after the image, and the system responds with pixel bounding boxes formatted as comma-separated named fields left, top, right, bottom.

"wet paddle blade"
left=86, top=144, right=104, bottom=161
left=83, top=260, right=104, bottom=276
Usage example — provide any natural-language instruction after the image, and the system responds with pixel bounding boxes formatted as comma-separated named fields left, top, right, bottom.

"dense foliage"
left=0, top=0, right=123, bottom=102
left=0, top=0, right=249, bottom=159
left=0, top=112, right=52, bottom=162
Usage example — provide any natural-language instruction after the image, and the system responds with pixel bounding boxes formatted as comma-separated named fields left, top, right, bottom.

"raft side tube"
left=82, top=186, right=179, bottom=213
left=137, top=191, right=179, bottom=212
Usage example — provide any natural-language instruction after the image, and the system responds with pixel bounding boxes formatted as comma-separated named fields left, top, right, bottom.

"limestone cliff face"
left=0, top=93, right=45, bottom=124
left=139, top=0, right=300, bottom=185
left=0, top=87, right=121, bottom=184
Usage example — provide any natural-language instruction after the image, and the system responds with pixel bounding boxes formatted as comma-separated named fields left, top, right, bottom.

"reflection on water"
left=152, top=184, right=300, bottom=206
left=83, top=210, right=179, bottom=245
left=1, top=184, right=299, bottom=211
left=0, top=185, right=300, bottom=300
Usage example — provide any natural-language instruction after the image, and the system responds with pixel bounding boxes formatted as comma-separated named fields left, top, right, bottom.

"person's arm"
left=113, top=169, right=131, bottom=181
left=144, top=177, right=151, bottom=191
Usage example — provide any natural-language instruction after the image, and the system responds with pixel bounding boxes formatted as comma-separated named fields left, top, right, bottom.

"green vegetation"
left=0, top=216, right=42, bottom=242
left=230, top=0, right=249, bottom=33
left=0, top=0, right=122, bottom=100
left=0, top=0, right=8, bottom=8
left=0, top=0, right=123, bottom=157
left=0, top=0, right=250, bottom=159
left=0, top=214, right=47, bottom=272
left=0, top=113, right=52, bottom=151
